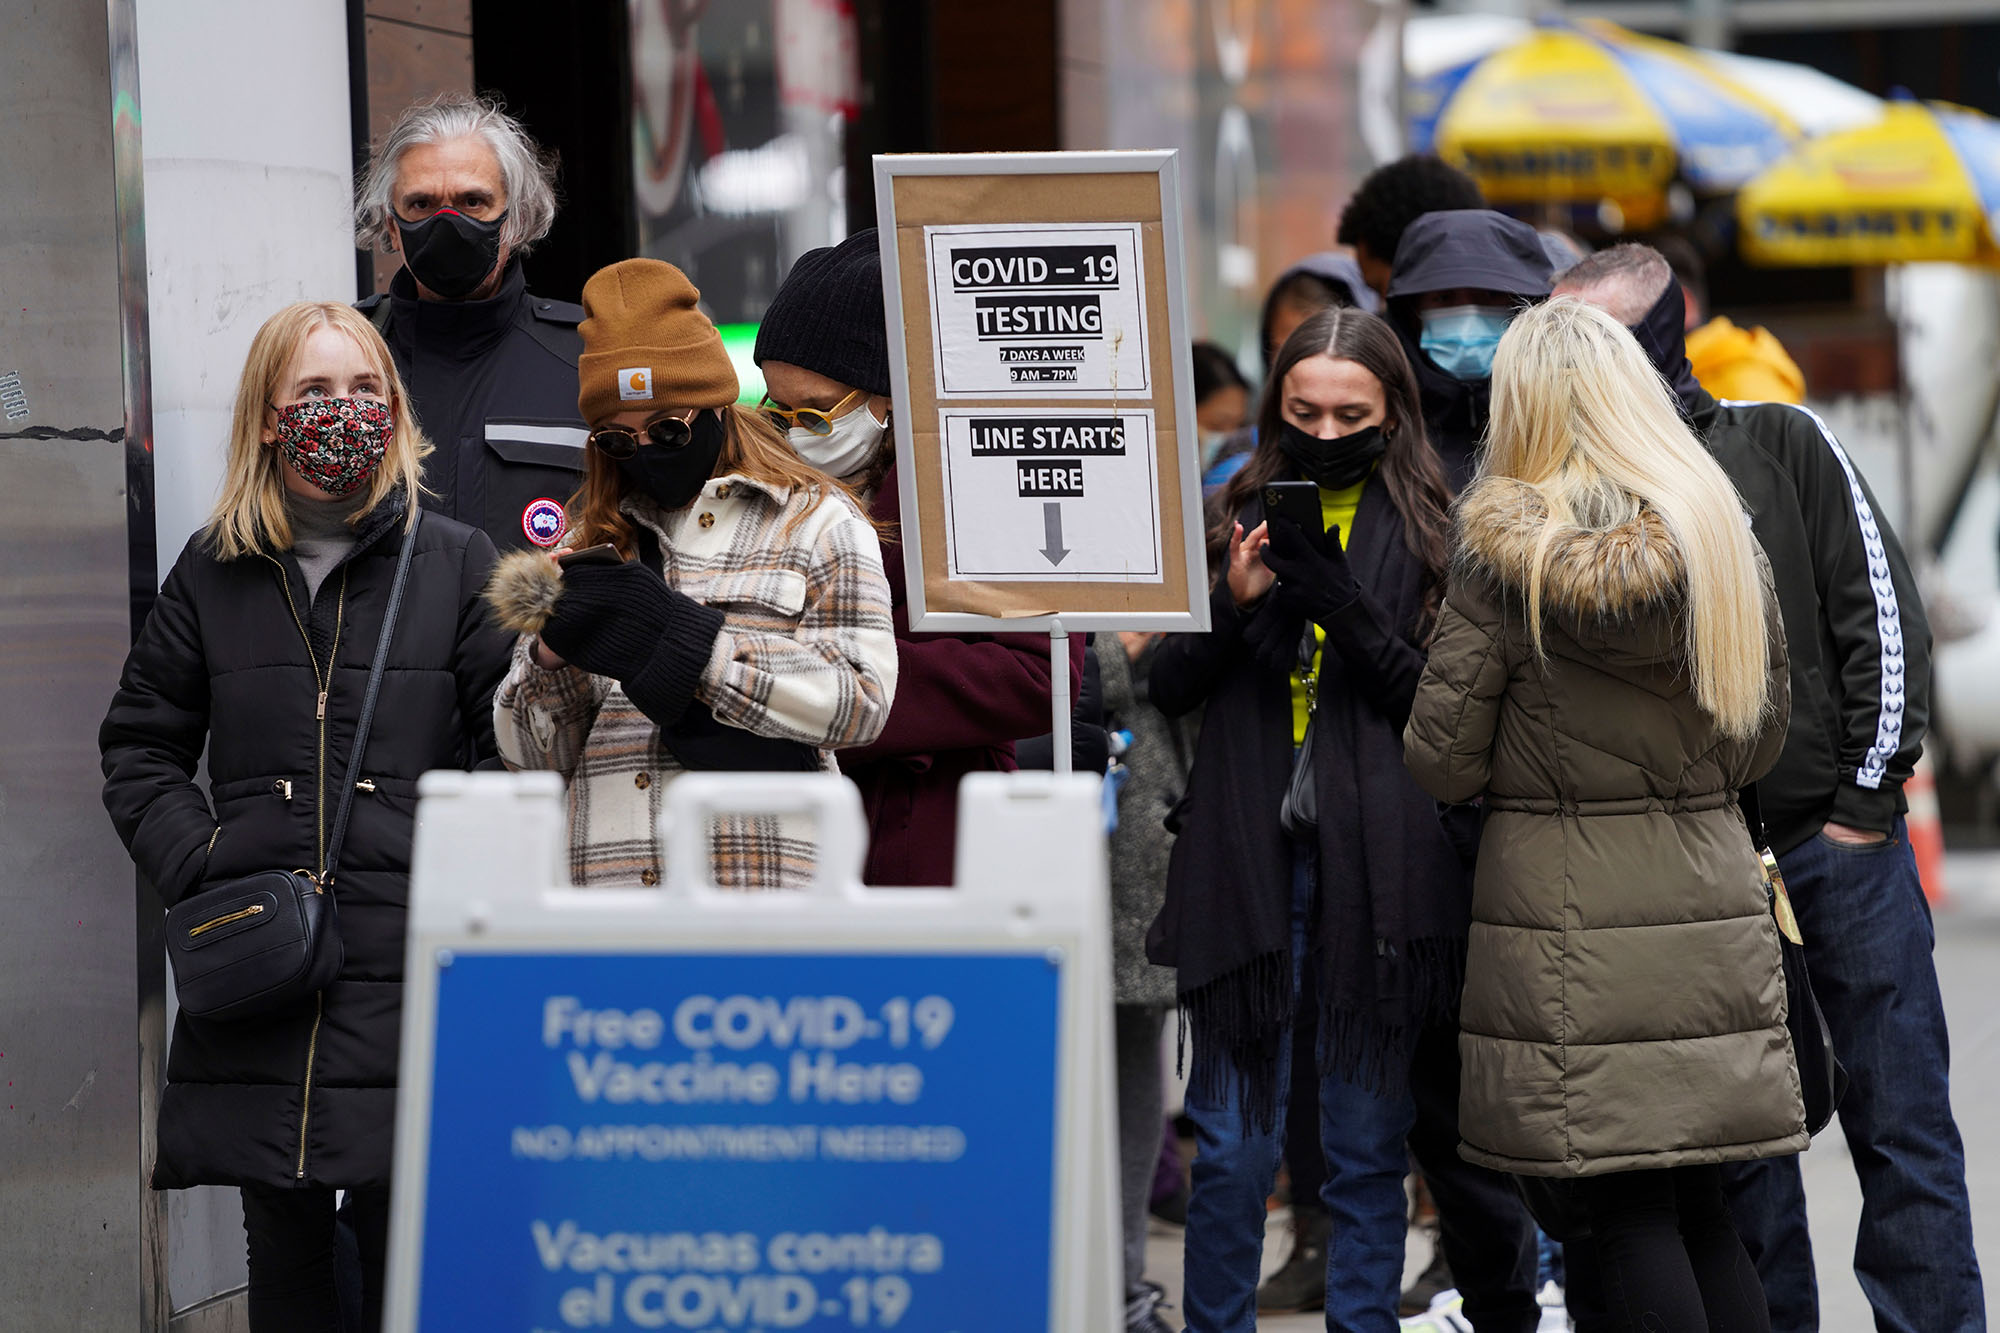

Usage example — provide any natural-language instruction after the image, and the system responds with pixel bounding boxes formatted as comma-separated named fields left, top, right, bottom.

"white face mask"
left=790, top=400, right=888, bottom=480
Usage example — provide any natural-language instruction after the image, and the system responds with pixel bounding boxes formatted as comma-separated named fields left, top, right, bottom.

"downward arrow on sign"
left=1041, top=502, right=1071, bottom=566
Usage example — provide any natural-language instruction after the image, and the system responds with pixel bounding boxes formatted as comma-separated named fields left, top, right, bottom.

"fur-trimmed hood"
left=484, top=548, right=565, bottom=636
left=1452, top=476, right=1686, bottom=650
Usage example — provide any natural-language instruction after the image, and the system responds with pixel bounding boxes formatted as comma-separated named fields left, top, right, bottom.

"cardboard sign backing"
left=876, top=152, right=1210, bottom=633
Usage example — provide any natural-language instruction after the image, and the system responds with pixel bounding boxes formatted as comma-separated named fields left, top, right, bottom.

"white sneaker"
left=1535, top=1280, right=1572, bottom=1331
left=1399, top=1288, right=1474, bottom=1332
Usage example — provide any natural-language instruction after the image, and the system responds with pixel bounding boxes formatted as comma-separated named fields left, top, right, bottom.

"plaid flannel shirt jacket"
left=494, top=473, right=898, bottom=888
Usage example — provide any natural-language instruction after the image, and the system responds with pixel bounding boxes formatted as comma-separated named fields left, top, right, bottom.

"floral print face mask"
left=271, top=397, right=393, bottom=497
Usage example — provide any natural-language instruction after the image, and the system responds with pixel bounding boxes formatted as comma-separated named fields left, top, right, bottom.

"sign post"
left=875, top=151, right=1210, bottom=764
left=384, top=770, right=1119, bottom=1332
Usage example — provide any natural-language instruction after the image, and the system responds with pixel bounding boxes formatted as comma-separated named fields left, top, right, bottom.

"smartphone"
left=555, top=542, right=624, bottom=569
left=1261, top=481, right=1325, bottom=540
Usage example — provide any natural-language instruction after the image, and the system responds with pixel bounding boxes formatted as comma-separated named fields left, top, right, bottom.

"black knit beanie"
left=754, top=229, right=891, bottom=396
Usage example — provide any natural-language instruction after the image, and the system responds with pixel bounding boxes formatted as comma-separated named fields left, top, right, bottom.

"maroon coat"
left=838, top=463, right=1080, bottom=885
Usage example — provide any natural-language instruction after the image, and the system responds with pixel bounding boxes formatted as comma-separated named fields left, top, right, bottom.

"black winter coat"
left=1691, top=391, right=1931, bottom=850
left=1623, top=283, right=1932, bottom=852
left=100, top=501, right=512, bottom=1189
left=1146, top=481, right=1472, bottom=1121
left=362, top=259, right=587, bottom=553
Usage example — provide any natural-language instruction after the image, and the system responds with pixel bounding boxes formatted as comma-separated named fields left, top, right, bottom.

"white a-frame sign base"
left=384, top=769, right=1121, bottom=1333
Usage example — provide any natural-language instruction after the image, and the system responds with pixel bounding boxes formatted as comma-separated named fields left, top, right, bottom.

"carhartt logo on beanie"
left=578, top=259, right=739, bottom=425
left=753, top=229, right=890, bottom=397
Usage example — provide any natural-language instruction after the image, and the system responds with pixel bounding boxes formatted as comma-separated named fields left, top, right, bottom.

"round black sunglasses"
left=587, top=409, right=700, bottom=460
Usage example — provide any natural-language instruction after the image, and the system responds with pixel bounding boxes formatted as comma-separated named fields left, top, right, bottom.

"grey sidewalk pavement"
left=1142, top=850, right=2000, bottom=1330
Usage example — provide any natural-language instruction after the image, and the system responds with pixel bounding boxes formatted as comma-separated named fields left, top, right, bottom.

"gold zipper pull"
left=315, top=690, right=327, bottom=721
left=189, top=903, right=265, bottom=937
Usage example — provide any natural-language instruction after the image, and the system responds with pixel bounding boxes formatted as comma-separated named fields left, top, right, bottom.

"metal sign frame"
left=383, top=770, right=1119, bottom=1332
left=875, top=150, right=1211, bottom=634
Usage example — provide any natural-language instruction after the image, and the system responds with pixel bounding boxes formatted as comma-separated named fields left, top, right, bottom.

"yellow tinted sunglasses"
left=759, top=387, right=864, bottom=437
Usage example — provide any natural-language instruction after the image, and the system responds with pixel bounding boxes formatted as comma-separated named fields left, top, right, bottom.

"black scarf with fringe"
left=1148, top=481, right=1474, bottom=1132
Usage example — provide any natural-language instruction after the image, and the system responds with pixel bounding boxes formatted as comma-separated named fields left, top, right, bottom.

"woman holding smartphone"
left=100, top=301, right=513, bottom=1330
left=484, top=258, right=898, bottom=888
left=1149, top=307, right=1489, bottom=1329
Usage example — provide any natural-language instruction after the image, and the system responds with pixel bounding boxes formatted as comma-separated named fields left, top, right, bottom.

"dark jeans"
left=1294, top=990, right=1541, bottom=1331
left=1116, top=1003, right=1168, bottom=1297
left=1406, top=1022, right=1541, bottom=1333
left=1183, top=853, right=1414, bottom=1332
left=241, top=1183, right=390, bottom=1333
left=1183, top=851, right=1540, bottom=1332
left=1286, top=969, right=1328, bottom=1221
left=1721, top=822, right=1985, bottom=1333
left=1570, top=1165, right=1770, bottom=1333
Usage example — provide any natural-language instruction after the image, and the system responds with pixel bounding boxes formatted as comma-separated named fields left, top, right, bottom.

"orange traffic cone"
left=1906, top=755, right=1947, bottom=905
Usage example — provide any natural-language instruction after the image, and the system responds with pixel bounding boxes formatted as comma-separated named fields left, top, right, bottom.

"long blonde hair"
left=203, top=302, right=429, bottom=559
left=1482, top=297, right=1769, bottom=738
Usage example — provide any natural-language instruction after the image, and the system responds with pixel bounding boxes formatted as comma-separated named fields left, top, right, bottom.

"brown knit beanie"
left=577, top=259, right=740, bottom=426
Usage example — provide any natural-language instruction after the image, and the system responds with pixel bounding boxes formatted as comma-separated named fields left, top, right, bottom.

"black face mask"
left=395, top=208, right=507, bottom=300
left=1277, top=421, right=1388, bottom=491
left=614, top=409, right=727, bottom=511
left=1626, top=279, right=1703, bottom=419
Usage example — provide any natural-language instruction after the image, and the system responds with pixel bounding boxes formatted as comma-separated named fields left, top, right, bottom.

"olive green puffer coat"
left=1405, top=477, right=1808, bottom=1177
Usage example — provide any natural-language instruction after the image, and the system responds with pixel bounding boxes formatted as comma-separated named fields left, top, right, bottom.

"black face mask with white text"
left=614, top=409, right=727, bottom=511
left=1278, top=421, right=1388, bottom=491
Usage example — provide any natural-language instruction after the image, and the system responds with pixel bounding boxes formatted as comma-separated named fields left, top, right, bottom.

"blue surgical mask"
left=1419, top=304, right=1513, bottom=382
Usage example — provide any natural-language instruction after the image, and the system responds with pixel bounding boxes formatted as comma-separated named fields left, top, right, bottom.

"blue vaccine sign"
left=411, top=951, right=1062, bottom=1332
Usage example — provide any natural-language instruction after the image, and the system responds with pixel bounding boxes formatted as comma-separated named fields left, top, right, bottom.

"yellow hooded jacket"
left=1686, top=317, right=1805, bottom=405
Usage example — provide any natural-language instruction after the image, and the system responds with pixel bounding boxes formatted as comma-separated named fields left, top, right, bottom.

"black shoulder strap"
left=1740, top=782, right=1769, bottom=850
left=358, top=292, right=392, bottom=336
left=322, top=511, right=421, bottom=882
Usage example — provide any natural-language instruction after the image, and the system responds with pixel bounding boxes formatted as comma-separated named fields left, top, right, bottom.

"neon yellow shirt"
left=1289, top=478, right=1366, bottom=744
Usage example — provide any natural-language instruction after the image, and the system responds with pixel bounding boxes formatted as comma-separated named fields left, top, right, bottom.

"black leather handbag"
left=1744, top=783, right=1850, bottom=1136
left=165, top=516, right=419, bottom=1022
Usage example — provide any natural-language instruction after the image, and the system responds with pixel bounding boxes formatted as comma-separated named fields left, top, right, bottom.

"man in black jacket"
left=1557, top=246, right=1981, bottom=1333
left=1385, top=210, right=1553, bottom=490
left=354, top=93, right=588, bottom=553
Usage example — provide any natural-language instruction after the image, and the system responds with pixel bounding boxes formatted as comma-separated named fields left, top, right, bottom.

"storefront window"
left=628, top=0, right=857, bottom=398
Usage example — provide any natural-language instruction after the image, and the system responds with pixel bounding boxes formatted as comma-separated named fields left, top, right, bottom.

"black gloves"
left=1261, top=516, right=1360, bottom=625
left=540, top=559, right=725, bottom=727
left=1242, top=598, right=1312, bottom=674
left=662, top=705, right=819, bottom=772
left=541, top=559, right=817, bottom=769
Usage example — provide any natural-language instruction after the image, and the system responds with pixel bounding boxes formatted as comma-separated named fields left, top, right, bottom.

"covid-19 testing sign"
left=875, top=151, right=1209, bottom=633
left=925, top=224, right=1150, bottom=397
left=385, top=771, right=1119, bottom=1333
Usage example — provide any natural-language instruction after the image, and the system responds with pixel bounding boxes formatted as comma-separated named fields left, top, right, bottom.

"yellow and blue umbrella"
left=1409, top=17, right=1800, bottom=207
left=1736, top=99, right=2000, bottom=267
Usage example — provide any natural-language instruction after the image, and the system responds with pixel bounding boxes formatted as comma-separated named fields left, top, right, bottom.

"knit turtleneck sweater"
left=287, top=491, right=367, bottom=601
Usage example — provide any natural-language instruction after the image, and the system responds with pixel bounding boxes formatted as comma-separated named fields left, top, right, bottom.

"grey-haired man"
left=355, top=92, right=587, bottom=553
